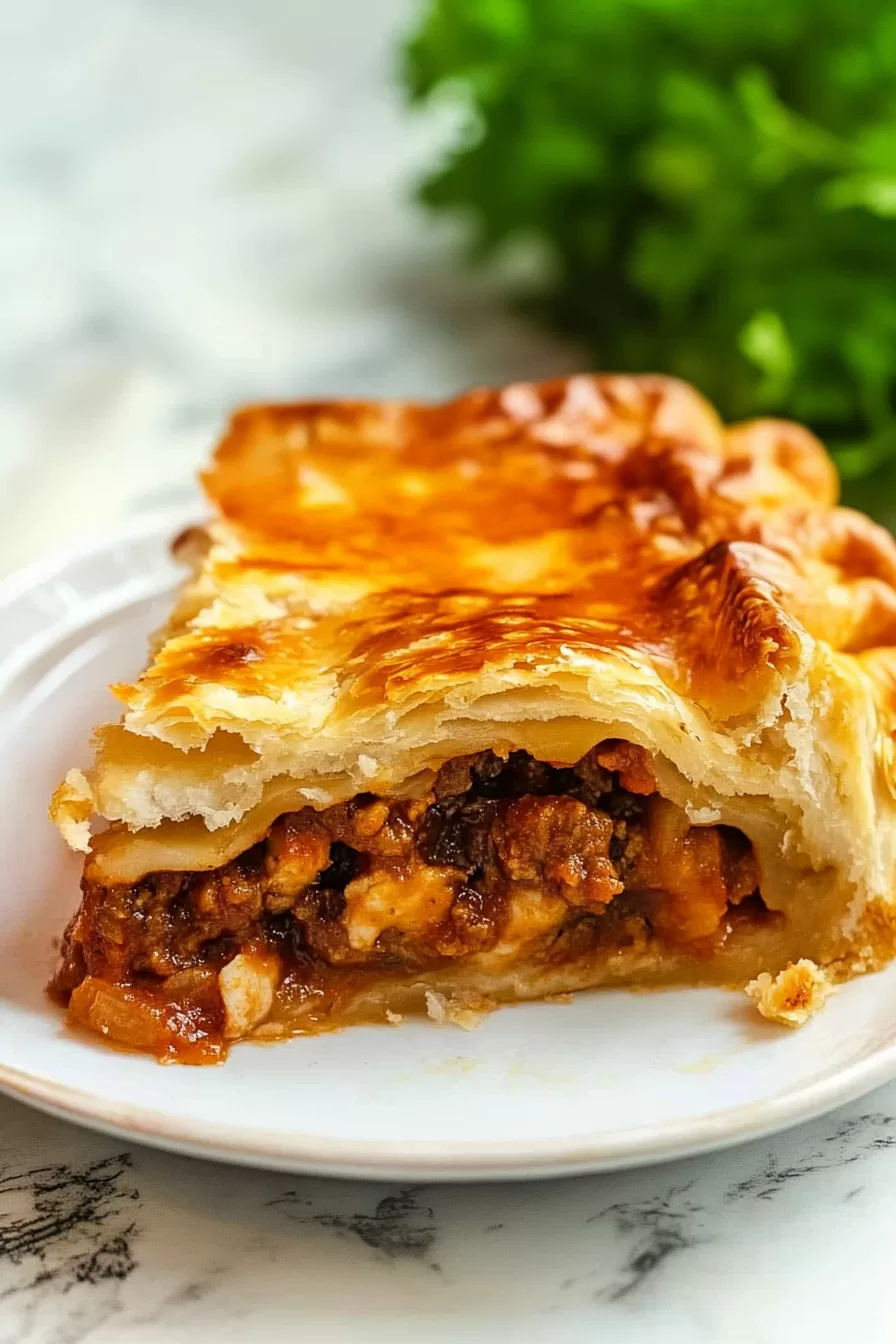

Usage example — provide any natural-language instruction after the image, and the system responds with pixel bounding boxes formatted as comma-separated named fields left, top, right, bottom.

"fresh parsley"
left=404, top=0, right=896, bottom=518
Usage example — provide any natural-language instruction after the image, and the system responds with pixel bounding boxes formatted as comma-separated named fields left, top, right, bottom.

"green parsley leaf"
left=404, top=0, right=896, bottom=516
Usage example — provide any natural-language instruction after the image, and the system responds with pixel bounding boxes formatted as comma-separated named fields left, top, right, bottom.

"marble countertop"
left=0, top=0, right=577, bottom=576
left=2, top=3, right=895, bottom=1341
left=1, top=1089, right=895, bottom=1344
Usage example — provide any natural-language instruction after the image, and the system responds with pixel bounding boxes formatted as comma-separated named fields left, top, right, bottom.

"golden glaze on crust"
left=111, top=374, right=896, bottom=739
left=51, top=375, right=896, bottom=991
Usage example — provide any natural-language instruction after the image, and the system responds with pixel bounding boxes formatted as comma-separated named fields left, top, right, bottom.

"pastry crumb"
left=49, top=769, right=93, bottom=852
left=545, top=992, right=575, bottom=1005
left=385, top=1009, right=404, bottom=1025
left=424, top=989, right=496, bottom=1031
left=746, top=959, right=834, bottom=1027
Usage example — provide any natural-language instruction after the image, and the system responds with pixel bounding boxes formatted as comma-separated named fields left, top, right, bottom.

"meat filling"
left=52, top=743, right=762, bottom=1059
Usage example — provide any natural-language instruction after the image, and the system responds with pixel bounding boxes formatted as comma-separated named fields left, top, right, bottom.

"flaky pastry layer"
left=50, top=374, right=896, bottom=1035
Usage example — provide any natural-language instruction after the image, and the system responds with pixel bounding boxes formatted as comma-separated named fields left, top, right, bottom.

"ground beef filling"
left=54, top=743, right=760, bottom=1005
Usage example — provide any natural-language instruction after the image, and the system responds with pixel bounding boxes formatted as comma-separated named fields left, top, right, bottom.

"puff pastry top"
left=123, top=373, right=896, bottom=732
left=52, top=375, right=896, bottom=917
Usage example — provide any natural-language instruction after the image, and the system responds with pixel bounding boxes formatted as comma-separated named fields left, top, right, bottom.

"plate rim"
left=4, top=514, right=896, bottom=1182
left=0, top=503, right=199, bottom=610
left=2, top=1021, right=896, bottom=1181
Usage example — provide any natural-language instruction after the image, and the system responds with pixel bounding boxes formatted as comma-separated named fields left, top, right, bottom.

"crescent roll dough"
left=49, top=374, right=896, bottom=1061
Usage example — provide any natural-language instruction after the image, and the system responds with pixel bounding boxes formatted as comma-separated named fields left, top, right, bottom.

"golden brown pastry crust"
left=51, top=374, right=896, bottom=984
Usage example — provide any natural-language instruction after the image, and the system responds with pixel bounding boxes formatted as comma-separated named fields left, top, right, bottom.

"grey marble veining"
left=1, top=1088, right=895, bottom=1343
left=2, top=2, right=895, bottom=1341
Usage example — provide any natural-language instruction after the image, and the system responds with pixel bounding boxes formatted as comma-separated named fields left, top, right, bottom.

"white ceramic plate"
left=3, top=515, right=896, bottom=1181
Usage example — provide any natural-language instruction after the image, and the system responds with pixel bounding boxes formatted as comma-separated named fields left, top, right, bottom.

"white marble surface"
left=2, top=1091, right=896, bottom=1343
left=2, top=2, right=896, bottom=1341
left=0, top=0, right=576, bottom=574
